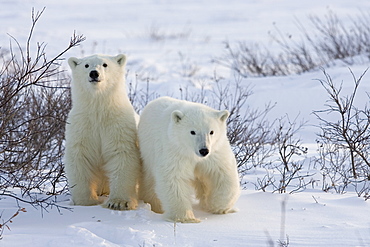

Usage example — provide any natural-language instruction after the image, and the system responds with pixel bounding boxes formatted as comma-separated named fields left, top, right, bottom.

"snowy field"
left=1, top=0, right=370, bottom=246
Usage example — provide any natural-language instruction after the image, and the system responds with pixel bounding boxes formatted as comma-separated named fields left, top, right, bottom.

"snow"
left=1, top=0, right=370, bottom=246
left=2, top=191, right=370, bottom=247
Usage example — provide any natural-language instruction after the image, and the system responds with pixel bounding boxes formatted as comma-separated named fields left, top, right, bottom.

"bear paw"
left=209, top=207, right=238, bottom=214
left=72, top=196, right=103, bottom=206
left=103, top=198, right=137, bottom=211
left=165, top=210, right=201, bottom=223
left=178, top=217, right=201, bottom=223
left=166, top=216, right=201, bottom=223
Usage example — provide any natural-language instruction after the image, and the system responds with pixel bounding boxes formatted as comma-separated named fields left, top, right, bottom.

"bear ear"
left=218, top=110, right=229, bottom=122
left=115, top=54, right=127, bottom=67
left=172, top=110, right=184, bottom=123
left=68, top=57, right=80, bottom=69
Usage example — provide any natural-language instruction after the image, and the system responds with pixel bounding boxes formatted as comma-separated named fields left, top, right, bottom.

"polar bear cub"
left=64, top=54, right=141, bottom=210
left=138, top=96, right=240, bottom=223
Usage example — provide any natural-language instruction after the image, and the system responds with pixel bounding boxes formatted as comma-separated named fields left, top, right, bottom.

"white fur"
left=64, top=54, right=141, bottom=210
left=138, top=96, right=240, bottom=223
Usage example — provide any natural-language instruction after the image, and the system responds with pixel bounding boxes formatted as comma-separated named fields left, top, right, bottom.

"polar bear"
left=64, top=54, right=140, bottom=210
left=138, top=96, right=240, bottom=223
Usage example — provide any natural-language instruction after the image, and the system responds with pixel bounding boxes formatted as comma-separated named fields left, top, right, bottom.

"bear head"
left=169, top=107, right=229, bottom=158
left=68, top=54, right=126, bottom=95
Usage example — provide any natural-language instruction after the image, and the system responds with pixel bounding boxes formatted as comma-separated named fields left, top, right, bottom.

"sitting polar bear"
left=138, top=96, right=240, bottom=223
left=64, top=54, right=141, bottom=210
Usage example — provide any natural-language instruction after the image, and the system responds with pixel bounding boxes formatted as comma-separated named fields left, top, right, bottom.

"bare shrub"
left=219, top=41, right=290, bottom=77
left=271, top=116, right=311, bottom=193
left=219, top=11, right=370, bottom=77
left=304, top=10, right=370, bottom=63
left=0, top=8, right=85, bottom=209
left=127, top=73, right=161, bottom=114
left=314, top=68, right=370, bottom=199
left=316, top=141, right=352, bottom=194
left=252, top=116, right=311, bottom=194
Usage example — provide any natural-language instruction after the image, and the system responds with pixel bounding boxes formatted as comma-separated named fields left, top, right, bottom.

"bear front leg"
left=103, top=148, right=140, bottom=211
left=64, top=146, right=103, bottom=206
left=207, top=174, right=240, bottom=214
left=69, top=177, right=103, bottom=206
left=155, top=167, right=200, bottom=223
left=199, top=156, right=240, bottom=214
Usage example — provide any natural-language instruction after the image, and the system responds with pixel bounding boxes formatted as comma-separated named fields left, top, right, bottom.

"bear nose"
left=199, top=148, right=209, bottom=157
left=89, top=70, right=99, bottom=80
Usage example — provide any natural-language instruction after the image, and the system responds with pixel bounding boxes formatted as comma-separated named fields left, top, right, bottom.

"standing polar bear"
left=138, top=96, right=240, bottom=223
left=64, top=54, right=140, bottom=210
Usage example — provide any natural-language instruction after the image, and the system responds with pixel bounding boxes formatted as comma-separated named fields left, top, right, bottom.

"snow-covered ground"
left=1, top=0, right=370, bottom=246
left=1, top=190, right=370, bottom=247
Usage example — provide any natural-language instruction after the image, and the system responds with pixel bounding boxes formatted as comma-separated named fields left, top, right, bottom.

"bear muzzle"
left=89, top=70, right=100, bottom=83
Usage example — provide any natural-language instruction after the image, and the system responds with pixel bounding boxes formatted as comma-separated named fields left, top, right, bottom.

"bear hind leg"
left=139, top=172, right=163, bottom=213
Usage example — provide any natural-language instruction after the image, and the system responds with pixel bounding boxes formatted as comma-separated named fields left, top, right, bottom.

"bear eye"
left=103, top=63, right=108, bottom=68
left=210, top=130, right=214, bottom=135
left=190, top=131, right=196, bottom=135
left=85, top=64, right=89, bottom=68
